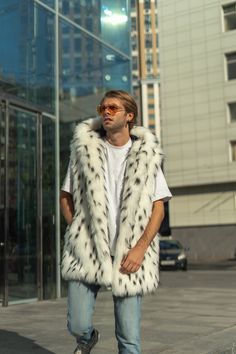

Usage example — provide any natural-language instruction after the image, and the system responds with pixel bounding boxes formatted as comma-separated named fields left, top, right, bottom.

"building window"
left=145, top=15, right=151, bottom=32
left=131, top=0, right=136, bottom=10
left=223, top=3, right=236, bottom=31
left=228, top=102, right=236, bottom=122
left=156, top=33, right=159, bottom=47
left=145, top=34, right=152, bottom=48
left=230, top=141, right=236, bottom=161
left=74, top=38, right=81, bottom=51
left=146, top=53, right=152, bottom=72
left=132, top=56, right=138, bottom=70
left=144, top=0, right=150, bottom=10
left=131, top=17, right=136, bottom=31
left=155, top=14, right=158, bottom=29
left=131, top=35, right=137, bottom=51
left=226, top=52, right=236, bottom=80
left=149, top=124, right=155, bottom=130
left=63, top=38, right=70, bottom=53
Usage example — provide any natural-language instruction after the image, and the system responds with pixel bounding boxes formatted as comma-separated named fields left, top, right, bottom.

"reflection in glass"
left=59, top=19, right=130, bottom=122
left=8, top=107, right=38, bottom=302
left=40, top=0, right=55, bottom=9
left=0, top=103, right=5, bottom=302
left=0, top=1, right=55, bottom=113
left=101, top=1, right=130, bottom=55
left=59, top=18, right=131, bottom=174
left=42, top=116, right=56, bottom=299
left=59, top=0, right=130, bottom=55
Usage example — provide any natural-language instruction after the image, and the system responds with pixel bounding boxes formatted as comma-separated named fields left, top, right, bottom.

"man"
left=60, top=90, right=172, bottom=354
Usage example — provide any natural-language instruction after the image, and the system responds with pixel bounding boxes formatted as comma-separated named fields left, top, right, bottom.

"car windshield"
left=160, top=240, right=182, bottom=250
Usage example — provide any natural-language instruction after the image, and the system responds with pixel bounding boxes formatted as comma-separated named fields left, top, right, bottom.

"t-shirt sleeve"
left=152, top=167, right=172, bottom=202
left=61, top=160, right=73, bottom=194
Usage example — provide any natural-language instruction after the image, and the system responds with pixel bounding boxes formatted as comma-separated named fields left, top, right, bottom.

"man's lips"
left=103, top=116, right=113, bottom=123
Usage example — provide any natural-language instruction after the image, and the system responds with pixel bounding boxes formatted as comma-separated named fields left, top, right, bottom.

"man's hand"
left=119, top=200, right=165, bottom=275
left=119, top=244, right=146, bottom=274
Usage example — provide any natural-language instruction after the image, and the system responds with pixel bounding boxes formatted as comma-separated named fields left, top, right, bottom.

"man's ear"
left=127, top=112, right=134, bottom=122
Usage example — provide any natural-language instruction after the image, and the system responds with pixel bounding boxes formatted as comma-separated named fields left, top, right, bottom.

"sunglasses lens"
left=97, top=105, right=118, bottom=115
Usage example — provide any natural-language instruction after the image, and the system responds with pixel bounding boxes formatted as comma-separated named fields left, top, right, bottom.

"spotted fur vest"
left=61, top=117, right=163, bottom=297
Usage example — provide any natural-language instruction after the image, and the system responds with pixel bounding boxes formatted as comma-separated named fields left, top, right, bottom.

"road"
left=160, top=260, right=236, bottom=289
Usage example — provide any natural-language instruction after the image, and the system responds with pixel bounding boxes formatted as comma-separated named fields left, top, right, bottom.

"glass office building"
left=0, top=0, right=131, bottom=306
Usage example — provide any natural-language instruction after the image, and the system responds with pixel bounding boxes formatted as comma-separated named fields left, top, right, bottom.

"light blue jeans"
left=67, top=281, right=142, bottom=354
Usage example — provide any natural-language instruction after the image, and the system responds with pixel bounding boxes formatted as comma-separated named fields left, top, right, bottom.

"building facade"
left=131, top=0, right=161, bottom=141
left=0, top=0, right=131, bottom=306
left=159, top=0, right=236, bottom=260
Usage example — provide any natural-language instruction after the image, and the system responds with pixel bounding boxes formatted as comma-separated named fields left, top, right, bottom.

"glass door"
left=0, top=100, right=44, bottom=306
left=0, top=101, right=6, bottom=305
left=7, top=105, right=39, bottom=303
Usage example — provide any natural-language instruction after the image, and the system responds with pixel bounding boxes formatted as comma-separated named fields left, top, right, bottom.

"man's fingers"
left=121, top=254, right=128, bottom=266
left=120, top=259, right=140, bottom=274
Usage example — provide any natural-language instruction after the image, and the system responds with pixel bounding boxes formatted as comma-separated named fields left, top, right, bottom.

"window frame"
left=222, top=2, right=236, bottom=32
left=225, top=52, right=236, bottom=80
left=227, top=101, right=236, bottom=123
left=229, top=140, right=236, bottom=161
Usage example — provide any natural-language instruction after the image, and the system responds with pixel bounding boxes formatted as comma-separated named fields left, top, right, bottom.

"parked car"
left=159, top=239, right=188, bottom=271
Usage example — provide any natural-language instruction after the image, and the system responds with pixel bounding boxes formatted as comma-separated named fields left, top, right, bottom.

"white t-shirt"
left=62, top=139, right=172, bottom=254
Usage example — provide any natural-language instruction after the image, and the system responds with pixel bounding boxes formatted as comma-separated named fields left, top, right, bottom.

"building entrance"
left=0, top=98, right=56, bottom=306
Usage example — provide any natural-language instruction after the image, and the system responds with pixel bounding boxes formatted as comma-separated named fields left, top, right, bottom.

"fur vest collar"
left=61, top=117, right=163, bottom=296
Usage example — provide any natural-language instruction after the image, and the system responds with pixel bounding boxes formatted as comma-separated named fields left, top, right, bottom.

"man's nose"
left=104, top=106, right=111, bottom=114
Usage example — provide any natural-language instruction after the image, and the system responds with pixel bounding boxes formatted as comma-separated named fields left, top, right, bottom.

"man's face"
left=98, top=98, right=133, bottom=132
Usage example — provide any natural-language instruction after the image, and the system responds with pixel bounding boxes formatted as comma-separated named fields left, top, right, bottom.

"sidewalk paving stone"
left=1, top=271, right=236, bottom=354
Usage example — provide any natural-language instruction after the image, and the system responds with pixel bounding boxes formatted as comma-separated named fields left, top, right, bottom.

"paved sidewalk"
left=1, top=272, right=236, bottom=354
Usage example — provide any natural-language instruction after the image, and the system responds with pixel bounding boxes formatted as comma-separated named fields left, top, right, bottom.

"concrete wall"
left=169, top=184, right=236, bottom=226
left=159, top=0, right=236, bottom=234
left=171, top=224, right=236, bottom=262
left=159, top=0, right=236, bottom=187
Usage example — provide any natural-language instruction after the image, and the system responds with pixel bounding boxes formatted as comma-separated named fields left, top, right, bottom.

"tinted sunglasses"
left=96, top=104, right=125, bottom=116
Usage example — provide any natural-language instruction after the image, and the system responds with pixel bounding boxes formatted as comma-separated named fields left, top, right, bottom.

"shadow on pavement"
left=0, top=330, right=55, bottom=354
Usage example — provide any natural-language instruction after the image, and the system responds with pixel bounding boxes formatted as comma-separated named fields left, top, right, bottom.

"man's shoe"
left=73, top=329, right=99, bottom=354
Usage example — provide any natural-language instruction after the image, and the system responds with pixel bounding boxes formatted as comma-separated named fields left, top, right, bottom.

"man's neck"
left=105, top=131, right=130, bottom=147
